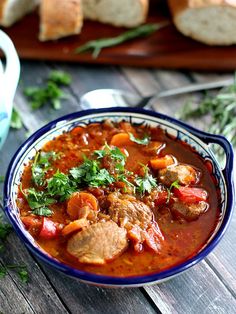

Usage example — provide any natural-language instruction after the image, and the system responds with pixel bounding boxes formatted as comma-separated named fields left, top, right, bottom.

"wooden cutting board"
left=1, top=1, right=236, bottom=71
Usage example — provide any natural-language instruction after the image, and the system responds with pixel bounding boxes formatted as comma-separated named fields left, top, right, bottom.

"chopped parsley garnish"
left=32, top=151, right=59, bottom=186
left=134, top=164, right=157, bottom=195
left=70, top=157, right=115, bottom=188
left=32, top=207, right=52, bottom=217
left=10, top=107, right=23, bottom=130
left=0, top=221, right=12, bottom=241
left=48, top=70, right=72, bottom=86
left=0, top=264, right=29, bottom=283
left=47, top=170, right=77, bottom=201
left=128, top=132, right=150, bottom=145
left=166, top=180, right=180, bottom=203
left=22, top=187, right=56, bottom=210
left=24, top=70, right=71, bottom=110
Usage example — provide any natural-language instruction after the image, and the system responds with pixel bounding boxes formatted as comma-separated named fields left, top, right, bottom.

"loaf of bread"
left=82, top=0, right=149, bottom=28
left=0, top=0, right=39, bottom=27
left=39, top=0, right=83, bottom=41
left=168, top=0, right=236, bottom=45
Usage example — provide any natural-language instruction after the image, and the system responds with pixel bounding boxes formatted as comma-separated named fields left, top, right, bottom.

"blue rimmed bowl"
left=3, top=108, right=235, bottom=287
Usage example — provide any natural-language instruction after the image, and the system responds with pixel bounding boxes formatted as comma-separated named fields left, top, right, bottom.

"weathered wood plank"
left=145, top=262, right=236, bottom=314
left=38, top=261, right=157, bottom=314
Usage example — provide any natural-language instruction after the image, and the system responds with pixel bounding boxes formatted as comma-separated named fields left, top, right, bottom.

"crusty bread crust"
left=168, top=0, right=236, bottom=45
left=0, top=1, right=6, bottom=22
left=83, top=0, right=149, bottom=28
left=39, top=0, right=83, bottom=41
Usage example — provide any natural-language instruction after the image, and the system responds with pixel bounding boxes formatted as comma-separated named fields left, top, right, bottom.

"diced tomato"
left=173, top=187, right=208, bottom=203
left=144, top=223, right=164, bottom=253
left=21, top=216, right=42, bottom=230
left=39, top=218, right=59, bottom=239
left=154, top=190, right=168, bottom=206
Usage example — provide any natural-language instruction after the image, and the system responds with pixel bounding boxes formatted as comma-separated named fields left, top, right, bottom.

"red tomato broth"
left=17, top=121, right=220, bottom=277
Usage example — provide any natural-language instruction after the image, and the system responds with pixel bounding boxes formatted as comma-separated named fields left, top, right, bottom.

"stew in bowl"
left=4, top=108, right=234, bottom=287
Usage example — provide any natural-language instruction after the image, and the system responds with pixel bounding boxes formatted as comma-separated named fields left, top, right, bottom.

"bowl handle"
left=186, top=128, right=234, bottom=186
left=0, top=30, right=20, bottom=117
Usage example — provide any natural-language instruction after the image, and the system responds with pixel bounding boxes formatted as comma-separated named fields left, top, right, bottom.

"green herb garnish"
left=47, top=170, right=76, bottom=201
left=128, top=133, right=150, bottom=145
left=166, top=180, right=180, bottom=203
left=177, top=74, right=236, bottom=159
left=24, top=70, right=71, bottom=110
left=22, top=187, right=56, bottom=211
left=32, top=207, right=52, bottom=217
left=75, top=22, right=169, bottom=58
left=32, top=151, right=59, bottom=186
left=10, top=107, right=23, bottom=130
left=48, top=70, right=72, bottom=86
left=0, top=176, right=4, bottom=183
left=0, top=221, right=12, bottom=241
left=0, top=265, right=29, bottom=283
left=134, top=165, right=157, bottom=195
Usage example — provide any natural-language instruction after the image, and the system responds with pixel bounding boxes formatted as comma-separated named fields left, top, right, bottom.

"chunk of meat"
left=107, top=192, right=153, bottom=230
left=143, top=141, right=165, bottom=155
left=171, top=200, right=208, bottom=221
left=159, top=164, right=198, bottom=186
left=67, top=221, right=128, bottom=265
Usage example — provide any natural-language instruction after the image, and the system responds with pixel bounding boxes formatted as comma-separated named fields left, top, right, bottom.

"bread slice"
left=39, top=0, right=83, bottom=41
left=168, top=0, right=236, bottom=45
left=0, top=0, right=39, bottom=27
left=82, top=0, right=149, bottom=28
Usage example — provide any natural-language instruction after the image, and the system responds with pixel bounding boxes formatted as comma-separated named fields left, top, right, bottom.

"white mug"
left=0, top=30, right=20, bottom=150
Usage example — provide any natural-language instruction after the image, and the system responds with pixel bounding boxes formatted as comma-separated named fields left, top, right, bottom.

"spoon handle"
left=137, top=78, right=234, bottom=108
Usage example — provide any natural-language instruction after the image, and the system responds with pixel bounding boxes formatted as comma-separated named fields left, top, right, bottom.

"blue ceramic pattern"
left=3, top=108, right=235, bottom=287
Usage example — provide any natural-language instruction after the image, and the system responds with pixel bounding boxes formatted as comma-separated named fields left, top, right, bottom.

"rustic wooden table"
left=0, top=61, right=235, bottom=314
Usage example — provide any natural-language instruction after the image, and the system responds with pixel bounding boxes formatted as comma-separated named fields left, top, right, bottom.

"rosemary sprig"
left=75, top=22, right=169, bottom=58
left=177, top=74, right=236, bottom=160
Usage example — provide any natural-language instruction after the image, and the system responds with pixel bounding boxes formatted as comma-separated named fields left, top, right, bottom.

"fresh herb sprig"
left=0, top=264, right=28, bottom=283
left=24, top=70, right=71, bottom=110
left=75, top=22, right=169, bottom=58
left=135, top=164, right=157, bottom=195
left=32, top=151, right=59, bottom=186
left=177, top=75, right=236, bottom=159
left=10, top=108, right=23, bottom=130
left=166, top=180, right=180, bottom=203
left=129, top=133, right=150, bottom=145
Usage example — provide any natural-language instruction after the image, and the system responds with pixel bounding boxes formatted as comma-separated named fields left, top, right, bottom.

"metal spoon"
left=80, top=78, right=234, bottom=109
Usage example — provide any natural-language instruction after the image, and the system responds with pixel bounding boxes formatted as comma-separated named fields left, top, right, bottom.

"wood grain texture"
left=1, top=2, right=236, bottom=70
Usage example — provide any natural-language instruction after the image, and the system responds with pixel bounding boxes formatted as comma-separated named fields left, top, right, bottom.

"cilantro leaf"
left=166, top=180, right=180, bottom=203
left=32, top=207, right=52, bottom=217
left=0, top=222, right=12, bottom=241
left=135, top=172, right=157, bottom=195
left=10, top=108, right=23, bottom=130
left=0, top=267, right=7, bottom=279
left=94, top=149, right=106, bottom=159
left=47, top=170, right=76, bottom=201
left=129, top=133, right=150, bottom=145
left=18, top=269, right=29, bottom=283
left=89, top=168, right=115, bottom=187
left=32, top=151, right=59, bottom=186
left=48, top=71, right=72, bottom=86
left=0, top=176, right=4, bottom=183
left=23, top=188, right=56, bottom=209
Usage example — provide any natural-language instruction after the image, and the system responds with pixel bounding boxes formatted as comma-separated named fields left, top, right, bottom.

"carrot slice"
left=110, top=133, right=133, bottom=147
left=67, top=192, right=98, bottom=220
left=149, top=155, right=175, bottom=170
left=62, top=218, right=88, bottom=236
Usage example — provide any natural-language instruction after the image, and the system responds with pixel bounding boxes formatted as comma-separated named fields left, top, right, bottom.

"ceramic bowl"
left=3, top=108, right=235, bottom=287
left=0, top=30, right=20, bottom=150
